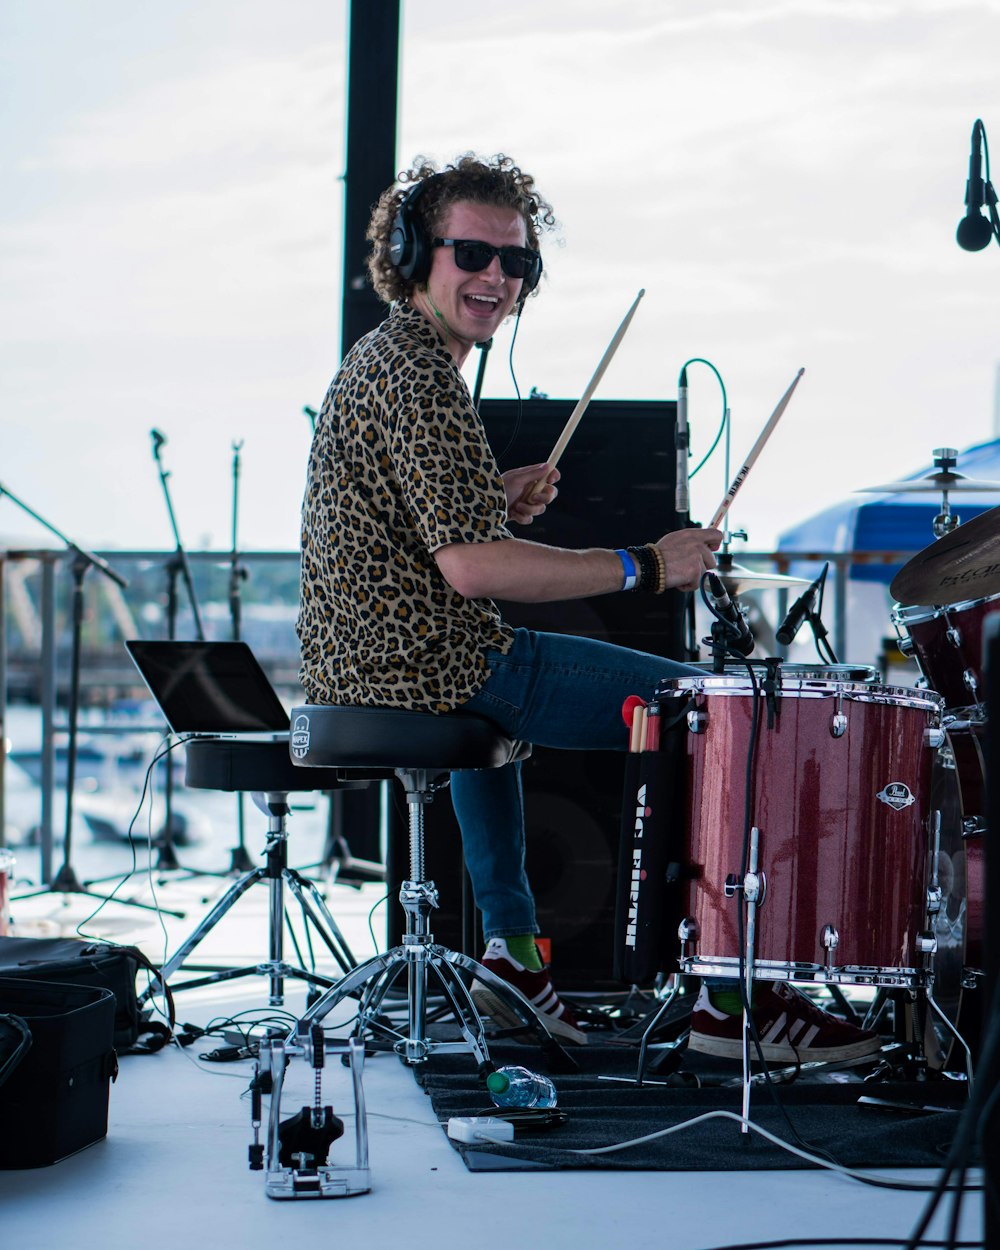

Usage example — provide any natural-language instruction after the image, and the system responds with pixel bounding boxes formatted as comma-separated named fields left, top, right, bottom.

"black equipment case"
left=0, top=977, right=117, bottom=1168
left=0, top=936, right=143, bottom=1049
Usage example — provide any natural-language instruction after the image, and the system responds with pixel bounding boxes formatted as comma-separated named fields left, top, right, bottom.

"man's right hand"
left=654, top=527, right=723, bottom=591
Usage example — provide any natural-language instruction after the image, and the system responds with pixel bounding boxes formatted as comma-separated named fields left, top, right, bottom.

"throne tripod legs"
left=294, top=768, right=572, bottom=1070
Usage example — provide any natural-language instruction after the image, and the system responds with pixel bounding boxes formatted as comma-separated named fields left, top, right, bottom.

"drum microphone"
left=705, top=572, right=755, bottom=655
left=776, top=566, right=827, bottom=647
left=675, top=365, right=690, bottom=515
left=957, top=119, right=996, bottom=252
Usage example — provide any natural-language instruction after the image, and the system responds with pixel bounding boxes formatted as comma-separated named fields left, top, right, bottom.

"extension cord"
left=446, top=1116, right=515, bottom=1145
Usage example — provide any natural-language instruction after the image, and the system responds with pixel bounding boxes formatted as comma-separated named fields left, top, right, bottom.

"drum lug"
left=962, top=668, right=979, bottom=698
left=897, top=634, right=914, bottom=658
left=963, top=816, right=987, bottom=836
left=687, top=709, right=707, bottom=734
left=821, top=924, right=840, bottom=970
left=926, top=886, right=943, bottom=916
left=916, top=931, right=938, bottom=955
left=924, top=726, right=946, bottom=749
left=830, top=689, right=847, bottom=738
left=961, top=967, right=983, bottom=990
left=724, top=873, right=740, bottom=898
left=946, top=626, right=962, bottom=648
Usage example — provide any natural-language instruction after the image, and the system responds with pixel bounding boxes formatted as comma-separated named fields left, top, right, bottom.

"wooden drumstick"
left=525, top=289, right=646, bottom=502
left=709, top=368, right=805, bottom=529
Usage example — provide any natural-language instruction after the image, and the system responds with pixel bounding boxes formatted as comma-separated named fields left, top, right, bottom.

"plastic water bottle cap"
left=486, top=1071, right=511, bottom=1095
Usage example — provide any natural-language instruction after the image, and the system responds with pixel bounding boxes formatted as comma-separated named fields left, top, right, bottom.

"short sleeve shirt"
left=296, top=303, right=515, bottom=712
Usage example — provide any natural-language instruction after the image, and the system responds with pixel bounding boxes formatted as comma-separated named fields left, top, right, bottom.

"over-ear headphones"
left=388, top=175, right=441, bottom=284
left=388, top=173, right=543, bottom=294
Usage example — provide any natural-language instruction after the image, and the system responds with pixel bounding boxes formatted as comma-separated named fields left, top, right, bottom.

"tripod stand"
left=1, top=483, right=176, bottom=917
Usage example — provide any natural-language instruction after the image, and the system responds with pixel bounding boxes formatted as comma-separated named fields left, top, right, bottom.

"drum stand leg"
left=923, top=988, right=975, bottom=1085
left=737, top=827, right=765, bottom=1133
left=635, top=976, right=682, bottom=1085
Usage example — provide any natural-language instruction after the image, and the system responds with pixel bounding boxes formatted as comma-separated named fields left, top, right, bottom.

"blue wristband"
left=615, top=548, right=638, bottom=591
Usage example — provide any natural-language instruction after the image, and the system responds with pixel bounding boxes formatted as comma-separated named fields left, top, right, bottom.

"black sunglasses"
left=432, top=237, right=541, bottom=284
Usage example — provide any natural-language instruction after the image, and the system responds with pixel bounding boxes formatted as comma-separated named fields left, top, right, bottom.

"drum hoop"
left=892, top=590, right=1000, bottom=625
left=657, top=675, right=943, bottom=712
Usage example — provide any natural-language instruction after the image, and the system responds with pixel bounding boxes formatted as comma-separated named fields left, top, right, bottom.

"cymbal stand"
left=227, top=441, right=254, bottom=874
left=0, top=485, right=175, bottom=916
left=931, top=449, right=961, bottom=538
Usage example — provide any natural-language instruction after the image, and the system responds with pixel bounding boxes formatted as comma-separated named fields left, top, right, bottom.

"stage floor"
left=0, top=866, right=986, bottom=1250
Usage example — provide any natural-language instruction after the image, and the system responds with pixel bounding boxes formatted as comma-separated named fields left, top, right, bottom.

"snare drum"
left=659, top=673, right=944, bottom=986
left=892, top=594, right=1000, bottom=712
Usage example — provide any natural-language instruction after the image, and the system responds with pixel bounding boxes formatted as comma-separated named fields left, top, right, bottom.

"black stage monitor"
left=387, top=396, right=687, bottom=987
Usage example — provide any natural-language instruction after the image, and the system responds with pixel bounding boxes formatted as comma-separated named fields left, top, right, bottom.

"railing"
left=0, top=544, right=922, bottom=874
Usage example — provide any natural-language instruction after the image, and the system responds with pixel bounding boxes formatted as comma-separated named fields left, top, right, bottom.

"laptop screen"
left=124, top=640, right=291, bottom=736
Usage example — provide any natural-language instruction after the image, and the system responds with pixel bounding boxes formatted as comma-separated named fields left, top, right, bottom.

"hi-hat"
left=715, top=556, right=810, bottom=594
left=891, top=503, right=1000, bottom=605
left=857, top=471, right=1000, bottom=495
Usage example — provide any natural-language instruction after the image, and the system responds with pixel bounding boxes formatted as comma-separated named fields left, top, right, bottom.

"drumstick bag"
left=613, top=704, right=688, bottom=985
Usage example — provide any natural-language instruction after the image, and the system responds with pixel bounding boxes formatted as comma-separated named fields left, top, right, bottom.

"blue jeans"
left=451, top=627, right=702, bottom=940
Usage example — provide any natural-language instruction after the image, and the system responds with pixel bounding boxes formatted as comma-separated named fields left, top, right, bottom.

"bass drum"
left=926, top=728, right=985, bottom=1066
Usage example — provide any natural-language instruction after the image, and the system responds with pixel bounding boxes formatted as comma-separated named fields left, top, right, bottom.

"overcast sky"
left=2, top=0, right=999, bottom=558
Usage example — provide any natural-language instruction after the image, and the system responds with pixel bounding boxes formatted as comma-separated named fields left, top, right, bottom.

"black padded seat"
left=185, top=736, right=365, bottom=793
left=289, top=705, right=528, bottom=772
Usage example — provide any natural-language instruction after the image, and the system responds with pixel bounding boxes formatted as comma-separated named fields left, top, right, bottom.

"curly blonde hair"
left=366, top=152, right=557, bottom=305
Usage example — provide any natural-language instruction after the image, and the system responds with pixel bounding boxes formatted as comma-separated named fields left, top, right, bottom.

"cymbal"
left=891, top=503, right=1000, bottom=605
left=715, top=557, right=810, bottom=594
left=857, top=470, right=1000, bottom=495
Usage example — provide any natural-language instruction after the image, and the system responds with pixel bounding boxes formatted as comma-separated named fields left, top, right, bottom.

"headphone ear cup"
left=520, top=250, right=543, bottom=296
left=389, top=180, right=434, bottom=284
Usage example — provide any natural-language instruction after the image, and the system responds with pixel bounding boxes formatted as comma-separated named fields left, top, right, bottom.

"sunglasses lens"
left=501, top=250, right=534, bottom=279
left=454, top=242, right=493, bottom=272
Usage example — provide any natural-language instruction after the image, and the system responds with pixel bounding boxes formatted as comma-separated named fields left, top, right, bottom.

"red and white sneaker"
left=471, top=938, right=587, bottom=1046
left=688, top=981, right=881, bottom=1063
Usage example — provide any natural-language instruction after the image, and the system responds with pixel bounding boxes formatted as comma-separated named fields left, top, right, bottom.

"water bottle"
left=486, top=1065, right=557, bottom=1109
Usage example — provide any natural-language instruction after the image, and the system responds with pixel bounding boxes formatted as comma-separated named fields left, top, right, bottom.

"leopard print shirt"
left=297, top=302, right=515, bottom=712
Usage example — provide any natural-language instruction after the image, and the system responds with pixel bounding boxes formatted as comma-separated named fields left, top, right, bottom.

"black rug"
left=411, top=1036, right=972, bottom=1173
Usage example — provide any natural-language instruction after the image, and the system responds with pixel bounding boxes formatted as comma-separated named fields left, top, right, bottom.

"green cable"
left=680, top=357, right=727, bottom=480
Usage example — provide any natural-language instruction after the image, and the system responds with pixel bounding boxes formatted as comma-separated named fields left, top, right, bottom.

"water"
left=2, top=704, right=332, bottom=889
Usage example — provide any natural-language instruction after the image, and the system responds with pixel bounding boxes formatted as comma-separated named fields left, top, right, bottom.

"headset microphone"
left=957, top=120, right=996, bottom=252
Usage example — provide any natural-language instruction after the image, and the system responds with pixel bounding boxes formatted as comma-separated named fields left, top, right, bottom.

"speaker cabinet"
left=387, top=397, right=686, bottom=989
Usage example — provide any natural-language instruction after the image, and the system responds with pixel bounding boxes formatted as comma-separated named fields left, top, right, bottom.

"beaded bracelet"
left=626, top=544, right=659, bottom=594
left=645, top=543, right=667, bottom=594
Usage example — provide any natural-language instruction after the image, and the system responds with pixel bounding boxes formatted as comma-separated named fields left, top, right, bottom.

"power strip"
left=446, top=1116, right=515, bottom=1145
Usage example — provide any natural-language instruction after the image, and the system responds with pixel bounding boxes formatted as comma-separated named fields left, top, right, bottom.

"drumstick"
left=525, top=289, right=646, bottom=502
left=709, top=368, right=805, bottom=529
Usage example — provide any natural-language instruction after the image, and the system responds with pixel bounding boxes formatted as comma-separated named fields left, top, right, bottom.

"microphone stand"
left=227, top=441, right=255, bottom=874
left=151, top=431, right=205, bottom=873
left=472, top=338, right=492, bottom=409
left=1, top=483, right=173, bottom=915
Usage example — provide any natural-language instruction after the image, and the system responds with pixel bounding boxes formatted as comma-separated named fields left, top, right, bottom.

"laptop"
left=125, top=640, right=292, bottom=739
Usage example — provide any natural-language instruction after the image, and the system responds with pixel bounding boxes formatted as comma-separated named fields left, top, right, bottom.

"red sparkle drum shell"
left=659, top=675, right=943, bottom=983
left=892, top=595, right=1000, bottom=711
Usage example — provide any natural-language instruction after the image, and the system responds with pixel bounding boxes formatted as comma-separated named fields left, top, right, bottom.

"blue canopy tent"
left=777, top=438, right=1000, bottom=584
